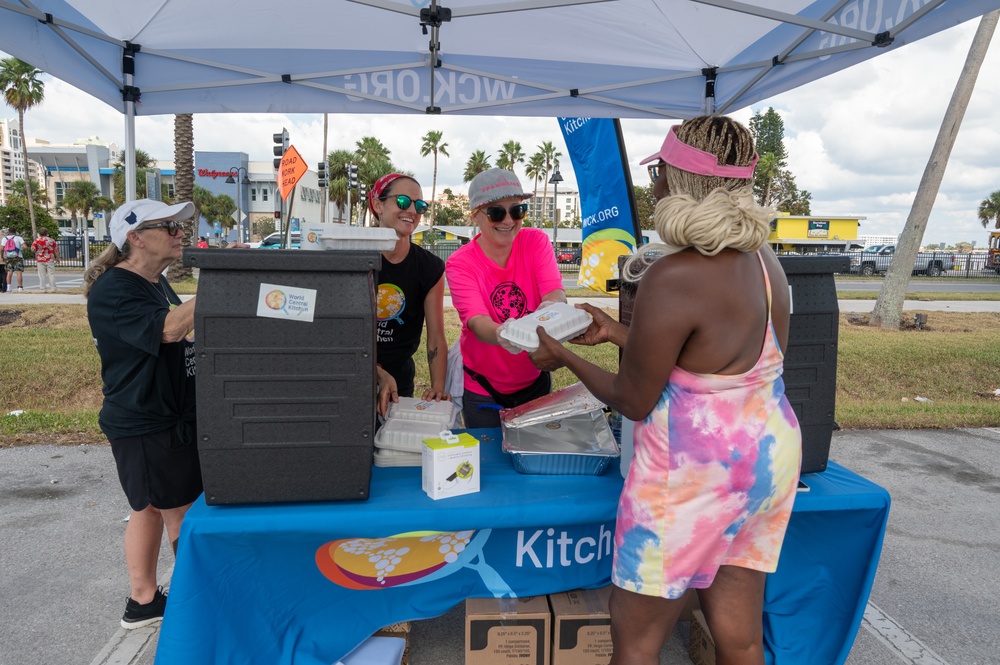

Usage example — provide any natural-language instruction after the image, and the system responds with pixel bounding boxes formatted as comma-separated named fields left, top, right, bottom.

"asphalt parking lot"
left=2, top=427, right=999, bottom=665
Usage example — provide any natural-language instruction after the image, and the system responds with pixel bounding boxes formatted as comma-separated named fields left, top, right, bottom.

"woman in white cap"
left=529, top=116, right=801, bottom=665
left=445, top=168, right=566, bottom=429
left=83, top=199, right=204, bottom=630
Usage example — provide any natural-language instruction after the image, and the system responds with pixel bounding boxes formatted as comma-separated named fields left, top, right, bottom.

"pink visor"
left=640, top=125, right=758, bottom=179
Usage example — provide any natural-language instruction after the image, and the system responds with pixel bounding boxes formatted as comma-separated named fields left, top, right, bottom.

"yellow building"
left=768, top=214, right=864, bottom=253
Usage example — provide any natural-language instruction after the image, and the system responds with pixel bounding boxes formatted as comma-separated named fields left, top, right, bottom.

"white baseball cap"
left=110, top=199, right=195, bottom=250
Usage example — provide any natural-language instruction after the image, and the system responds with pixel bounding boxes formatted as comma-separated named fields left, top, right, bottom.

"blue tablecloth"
left=154, top=429, right=889, bottom=665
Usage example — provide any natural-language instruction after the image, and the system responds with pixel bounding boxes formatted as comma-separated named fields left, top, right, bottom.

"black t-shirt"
left=87, top=267, right=196, bottom=439
left=376, top=244, right=445, bottom=375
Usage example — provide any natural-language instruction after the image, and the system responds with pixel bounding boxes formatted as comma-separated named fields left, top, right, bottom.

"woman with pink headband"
left=368, top=173, right=449, bottom=416
left=529, top=115, right=801, bottom=665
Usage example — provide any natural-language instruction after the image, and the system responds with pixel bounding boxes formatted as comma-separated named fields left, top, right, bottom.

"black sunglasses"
left=379, top=194, right=429, bottom=215
left=481, top=203, right=528, bottom=223
left=138, top=220, right=183, bottom=236
left=647, top=161, right=665, bottom=183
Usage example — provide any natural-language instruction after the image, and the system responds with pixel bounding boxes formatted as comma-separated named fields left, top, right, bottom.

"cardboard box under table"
left=549, top=586, right=612, bottom=665
left=184, top=248, right=379, bottom=504
left=466, top=596, right=551, bottom=665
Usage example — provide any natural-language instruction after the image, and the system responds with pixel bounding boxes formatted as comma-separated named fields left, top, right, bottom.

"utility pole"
left=870, top=11, right=999, bottom=329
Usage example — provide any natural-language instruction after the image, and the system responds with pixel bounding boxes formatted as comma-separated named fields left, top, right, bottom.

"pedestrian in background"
left=31, top=227, right=60, bottom=292
left=3, top=227, right=25, bottom=292
left=196, top=236, right=209, bottom=249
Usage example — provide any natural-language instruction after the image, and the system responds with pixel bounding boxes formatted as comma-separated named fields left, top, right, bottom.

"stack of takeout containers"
left=374, top=397, right=459, bottom=467
left=500, top=383, right=619, bottom=475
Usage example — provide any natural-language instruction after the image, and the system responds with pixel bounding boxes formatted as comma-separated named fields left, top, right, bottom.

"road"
left=1, top=270, right=997, bottom=295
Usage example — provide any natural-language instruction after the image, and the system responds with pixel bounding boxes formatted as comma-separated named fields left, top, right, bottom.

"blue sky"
left=4, top=17, right=999, bottom=247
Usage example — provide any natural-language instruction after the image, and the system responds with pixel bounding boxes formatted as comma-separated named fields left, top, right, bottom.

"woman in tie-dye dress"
left=529, top=115, right=801, bottom=665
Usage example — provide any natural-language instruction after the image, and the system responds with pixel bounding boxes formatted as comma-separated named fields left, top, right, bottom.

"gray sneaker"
left=121, top=586, right=167, bottom=629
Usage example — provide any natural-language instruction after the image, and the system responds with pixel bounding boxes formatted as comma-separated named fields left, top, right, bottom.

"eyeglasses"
left=647, top=161, right=665, bottom=183
left=138, top=220, right=183, bottom=236
left=379, top=194, right=429, bottom=214
left=481, top=204, right=528, bottom=223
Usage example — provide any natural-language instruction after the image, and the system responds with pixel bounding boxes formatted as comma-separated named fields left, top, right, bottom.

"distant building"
left=27, top=136, right=119, bottom=233
left=768, top=214, right=865, bottom=253
left=857, top=234, right=899, bottom=248
left=1, top=118, right=44, bottom=207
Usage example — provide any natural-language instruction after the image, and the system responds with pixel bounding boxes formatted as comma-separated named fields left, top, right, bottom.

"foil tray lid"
left=500, top=382, right=605, bottom=429
left=501, top=410, right=619, bottom=457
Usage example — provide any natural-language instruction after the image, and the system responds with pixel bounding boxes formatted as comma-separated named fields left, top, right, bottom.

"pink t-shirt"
left=446, top=227, right=564, bottom=395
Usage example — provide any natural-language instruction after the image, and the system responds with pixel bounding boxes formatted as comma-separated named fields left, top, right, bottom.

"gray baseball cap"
left=468, top=168, right=532, bottom=210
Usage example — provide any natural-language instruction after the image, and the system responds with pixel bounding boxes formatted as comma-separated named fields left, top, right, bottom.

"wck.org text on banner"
left=558, top=117, right=638, bottom=293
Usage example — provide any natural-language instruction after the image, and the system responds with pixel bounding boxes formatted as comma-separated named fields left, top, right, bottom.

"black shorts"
left=109, top=421, right=203, bottom=511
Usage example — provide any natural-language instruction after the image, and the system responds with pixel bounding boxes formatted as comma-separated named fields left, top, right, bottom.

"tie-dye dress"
left=612, top=252, right=802, bottom=599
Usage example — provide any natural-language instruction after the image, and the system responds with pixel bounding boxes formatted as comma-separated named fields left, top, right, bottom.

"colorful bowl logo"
left=264, top=289, right=286, bottom=310
left=377, top=283, right=406, bottom=322
left=316, top=531, right=473, bottom=589
left=307, top=231, right=318, bottom=244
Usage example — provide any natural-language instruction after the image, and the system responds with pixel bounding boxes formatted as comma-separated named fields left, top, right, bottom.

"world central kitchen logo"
left=514, top=525, right=613, bottom=568
left=344, top=70, right=518, bottom=105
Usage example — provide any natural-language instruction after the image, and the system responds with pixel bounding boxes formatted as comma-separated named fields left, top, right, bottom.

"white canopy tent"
left=3, top=0, right=1000, bottom=190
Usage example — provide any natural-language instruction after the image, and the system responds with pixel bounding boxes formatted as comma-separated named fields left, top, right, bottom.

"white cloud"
left=4, top=16, right=1000, bottom=247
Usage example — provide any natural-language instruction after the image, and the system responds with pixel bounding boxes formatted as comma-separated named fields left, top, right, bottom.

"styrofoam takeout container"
left=319, top=226, right=397, bottom=251
left=386, top=397, right=458, bottom=428
left=498, top=302, right=592, bottom=352
left=375, top=418, right=448, bottom=453
left=373, top=447, right=423, bottom=467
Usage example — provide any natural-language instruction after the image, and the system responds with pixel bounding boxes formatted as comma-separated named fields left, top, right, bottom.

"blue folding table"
left=154, top=429, right=888, bottom=665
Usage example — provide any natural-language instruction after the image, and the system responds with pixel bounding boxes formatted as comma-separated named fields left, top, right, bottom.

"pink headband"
left=640, top=125, right=758, bottom=179
left=369, top=173, right=407, bottom=218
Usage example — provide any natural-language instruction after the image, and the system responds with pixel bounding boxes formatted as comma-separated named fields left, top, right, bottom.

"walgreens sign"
left=198, top=169, right=237, bottom=179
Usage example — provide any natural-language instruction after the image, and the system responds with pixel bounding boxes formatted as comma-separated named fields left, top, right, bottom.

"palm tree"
left=525, top=152, right=546, bottom=218
left=10, top=178, right=49, bottom=208
left=495, top=140, right=525, bottom=173
left=192, top=185, right=216, bottom=240
left=537, top=141, right=562, bottom=228
left=169, top=113, right=195, bottom=280
left=61, top=181, right=113, bottom=236
left=327, top=148, right=355, bottom=223
left=0, top=57, right=45, bottom=239
left=463, top=150, right=491, bottom=182
left=978, top=190, right=1000, bottom=229
left=113, top=149, right=156, bottom=204
left=420, top=130, right=449, bottom=223
left=355, top=136, right=391, bottom=163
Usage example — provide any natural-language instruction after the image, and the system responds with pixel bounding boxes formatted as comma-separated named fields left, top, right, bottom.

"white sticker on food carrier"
left=256, top=283, right=317, bottom=322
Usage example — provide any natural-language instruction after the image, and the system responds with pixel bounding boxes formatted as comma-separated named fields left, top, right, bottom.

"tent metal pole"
left=613, top=119, right=642, bottom=248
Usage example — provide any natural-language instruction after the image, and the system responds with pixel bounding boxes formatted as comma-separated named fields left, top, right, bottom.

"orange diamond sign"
left=278, top=145, right=307, bottom=201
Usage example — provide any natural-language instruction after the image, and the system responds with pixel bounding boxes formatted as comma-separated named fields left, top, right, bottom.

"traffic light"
left=317, top=162, right=328, bottom=189
left=273, top=128, right=290, bottom=169
left=359, top=181, right=367, bottom=202
left=348, top=163, right=359, bottom=190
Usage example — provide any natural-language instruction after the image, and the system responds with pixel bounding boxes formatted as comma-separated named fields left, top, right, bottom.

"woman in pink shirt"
left=445, top=168, right=566, bottom=428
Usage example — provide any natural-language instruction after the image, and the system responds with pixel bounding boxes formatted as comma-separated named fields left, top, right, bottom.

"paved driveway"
left=2, top=428, right=998, bottom=664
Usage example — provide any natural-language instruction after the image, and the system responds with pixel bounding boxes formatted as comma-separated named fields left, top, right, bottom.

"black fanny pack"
left=463, top=365, right=551, bottom=409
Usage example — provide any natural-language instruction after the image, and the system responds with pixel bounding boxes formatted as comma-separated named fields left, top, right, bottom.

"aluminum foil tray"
left=502, top=410, right=619, bottom=476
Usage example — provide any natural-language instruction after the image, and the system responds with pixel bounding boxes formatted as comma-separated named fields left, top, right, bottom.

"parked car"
left=850, top=244, right=956, bottom=277
left=256, top=232, right=301, bottom=249
left=556, top=247, right=581, bottom=263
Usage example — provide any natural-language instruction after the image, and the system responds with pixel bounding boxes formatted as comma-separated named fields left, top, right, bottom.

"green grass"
left=2, top=305, right=998, bottom=445
left=836, top=291, right=1000, bottom=301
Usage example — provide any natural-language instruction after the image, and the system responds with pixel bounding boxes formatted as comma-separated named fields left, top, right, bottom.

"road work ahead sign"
left=278, top=145, right=307, bottom=201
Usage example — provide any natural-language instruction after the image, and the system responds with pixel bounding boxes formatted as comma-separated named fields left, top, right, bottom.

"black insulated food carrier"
left=184, top=249, right=378, bottom=504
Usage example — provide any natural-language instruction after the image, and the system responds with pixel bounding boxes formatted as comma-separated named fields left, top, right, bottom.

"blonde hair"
left=83, top=243, right=130, bottom=298
left=624, top=115, right=772, bottom=282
